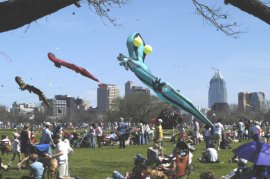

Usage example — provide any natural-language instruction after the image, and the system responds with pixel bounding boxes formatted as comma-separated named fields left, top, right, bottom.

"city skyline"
left=2, top=78, right=268, bottom=111
left=1, top=1, right=270, bottom=109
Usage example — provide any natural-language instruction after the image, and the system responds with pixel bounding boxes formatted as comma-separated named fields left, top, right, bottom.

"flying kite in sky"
left=15, top=76, right=50, bottom=108
left=48, top=53, right=100, bottom=83
left=117, top=32, right=214, bottom=127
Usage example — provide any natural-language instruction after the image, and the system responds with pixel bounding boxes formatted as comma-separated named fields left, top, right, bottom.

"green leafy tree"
left=118, top=93, right=169, bottom=123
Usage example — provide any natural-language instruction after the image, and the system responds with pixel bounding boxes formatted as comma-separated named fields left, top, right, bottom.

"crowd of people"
left=0, top=116, right=269, bottom=178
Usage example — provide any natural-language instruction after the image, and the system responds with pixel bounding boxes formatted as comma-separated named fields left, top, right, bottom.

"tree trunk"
left=0, top=0, right=79, bottom=33
left=225, top=0, right=270, bottom=25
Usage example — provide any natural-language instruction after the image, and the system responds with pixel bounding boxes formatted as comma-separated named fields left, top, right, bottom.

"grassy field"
left=0, top=129, right=249, bottom=179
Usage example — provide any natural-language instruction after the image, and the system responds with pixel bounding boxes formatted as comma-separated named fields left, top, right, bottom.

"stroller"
left=18, top=144, right=57, bottom=179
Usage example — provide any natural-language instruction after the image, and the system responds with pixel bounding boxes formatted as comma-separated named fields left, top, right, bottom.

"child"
left=29, top=153, right=44, bottom=179
left=8, top=132, right=21, bottom=166
left=1, top=135, right=12, bottom=155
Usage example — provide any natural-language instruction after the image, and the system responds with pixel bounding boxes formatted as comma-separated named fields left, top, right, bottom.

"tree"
left=192, top=0, right=270, bottom=38
left=0, top=0, right=127, bottom=33
left=1, top=0, right=270, bottom=35
left=118, top=93, right=169, bottom=123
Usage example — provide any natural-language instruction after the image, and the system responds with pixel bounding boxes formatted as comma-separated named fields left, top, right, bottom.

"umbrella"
left=235, top=141, right=270, bottom=166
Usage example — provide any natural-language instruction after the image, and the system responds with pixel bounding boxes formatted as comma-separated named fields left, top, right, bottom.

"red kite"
left=48, top=53, right=99, bottom=82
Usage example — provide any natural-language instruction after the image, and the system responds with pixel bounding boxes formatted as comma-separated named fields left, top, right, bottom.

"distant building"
left=97, top=84, right=120, bottom=112
left=44, top=95, right=86, bottom=121
left=125, top=81, right=150, bottom=97
left=125, top=81, right=135, bottom=96
left=238, top=92, right=265, bottom=112
left=75, top=97, right=91, bottom=112
left=11, top=102, right=35, bottom=116
left=208, top=70, right=227, bottom=108
left=0, top=105, right=8, bottom=112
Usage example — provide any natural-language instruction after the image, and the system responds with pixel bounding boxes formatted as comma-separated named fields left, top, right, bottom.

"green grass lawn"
left=0, top=129, right=250, bottom=179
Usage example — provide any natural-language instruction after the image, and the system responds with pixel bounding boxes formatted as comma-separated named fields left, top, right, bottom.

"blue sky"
left=0, top=0, right=270, bottom=108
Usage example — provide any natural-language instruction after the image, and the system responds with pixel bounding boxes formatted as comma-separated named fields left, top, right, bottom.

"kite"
left=48, top=53, right=100, bottom=83
left=15, top=76, right=50, bottom=108
left=117, top=33, right=214, bottom=127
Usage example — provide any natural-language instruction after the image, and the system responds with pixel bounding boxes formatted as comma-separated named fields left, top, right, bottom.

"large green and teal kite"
left=117, top=33, right=213, bottom=127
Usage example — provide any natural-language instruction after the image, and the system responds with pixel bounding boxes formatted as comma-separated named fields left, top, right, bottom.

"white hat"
left=45, top=122, right=52, bottom=126
left=157, top=119, right=163, bottom=123
left=120, top=117, right=124, bottom=122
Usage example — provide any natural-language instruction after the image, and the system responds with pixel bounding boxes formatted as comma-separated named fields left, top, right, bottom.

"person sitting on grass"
left=199, top=171, right=215, bottom=179
left=146, top=142, right=167, bottom=166
left=198, top=143, right=219, bottom=163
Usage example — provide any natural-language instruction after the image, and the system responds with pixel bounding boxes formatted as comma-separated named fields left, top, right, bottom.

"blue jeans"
left=139, top=134, right=144, bottom=145
left=145, top=132, right=150, bottom=144
left=204, top=136, right=210, bottom=149
left=90, top=135, right=96, bottom=148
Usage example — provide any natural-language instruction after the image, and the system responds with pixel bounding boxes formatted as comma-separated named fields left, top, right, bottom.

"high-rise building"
left=208, top=70, right=227, bottom=108
left=97, top=84, right=120, bottom=112
left=238, top=92, right=265, bottom=112
left=125, top=81, right=150, bottom=97
left=125, top=81, right=135, bottom=96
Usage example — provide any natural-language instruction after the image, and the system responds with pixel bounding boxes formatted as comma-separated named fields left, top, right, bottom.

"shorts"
left=58, top=162, right=69, bottom=177
left=214, top=134, right=222, bottom=143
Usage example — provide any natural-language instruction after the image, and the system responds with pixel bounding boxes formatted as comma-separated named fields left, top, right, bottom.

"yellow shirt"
left=155, top=124, right=163, bottom=140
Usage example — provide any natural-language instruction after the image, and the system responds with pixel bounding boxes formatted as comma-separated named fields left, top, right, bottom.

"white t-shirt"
left=95, top=126, right=103, bottom=137
left=239, top=122, right=245, bottom=132
left=13, top=138, right=21, bottom=153
left=56, top=141, right=74, bottom=164
left=206, top=148, right=218, bottom=162
left=214, top=122, right=224, bottom=135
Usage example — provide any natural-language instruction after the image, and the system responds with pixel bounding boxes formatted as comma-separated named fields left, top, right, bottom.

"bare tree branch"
left=0, top=0, right=127, bottom=33
left=192, top=0, right=241, bottom=38
left=87, top=0, right=127, bottom=25
left=225, top=0, right=270, bottom=26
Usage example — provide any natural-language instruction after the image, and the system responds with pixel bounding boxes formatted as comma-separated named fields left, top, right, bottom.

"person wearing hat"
left=8, top=132, right=21, bottom=167
left=117, top=117, right=128, bottom=149
left=41, top=122, right=55, bottom=155
left=154, top=119, right=164, bottom=147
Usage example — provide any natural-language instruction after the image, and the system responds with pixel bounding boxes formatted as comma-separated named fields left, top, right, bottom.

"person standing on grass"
left=154, top=119, right=164, bottom=147
left=203, top=125, right=211, bottom=149
left=20, top=124, right=32, bottom=166
left=40, top=122, right=55, bottom=155
left=8, top=132, right=21, bottom=167
left=144, top=122, right=151, bottom=145
left=95, top=123, right=103, bottom=148
left=138, top=121, right=145, bottom=145
left=252, top=121, right=262, bottom=141
left=193, top=119, right=200, bottom=145
left=89, top=124, right=97, bottom=148
left=117, top=117, right=128, bottom=149
left=213, top=118, right=224, bottom=150
left=238, top=119, right=245, bottom=142
left=51, top=135, right=74, bottom=178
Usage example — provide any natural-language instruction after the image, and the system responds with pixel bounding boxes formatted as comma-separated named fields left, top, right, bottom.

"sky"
left=0, top=0, right=270, bottom=109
